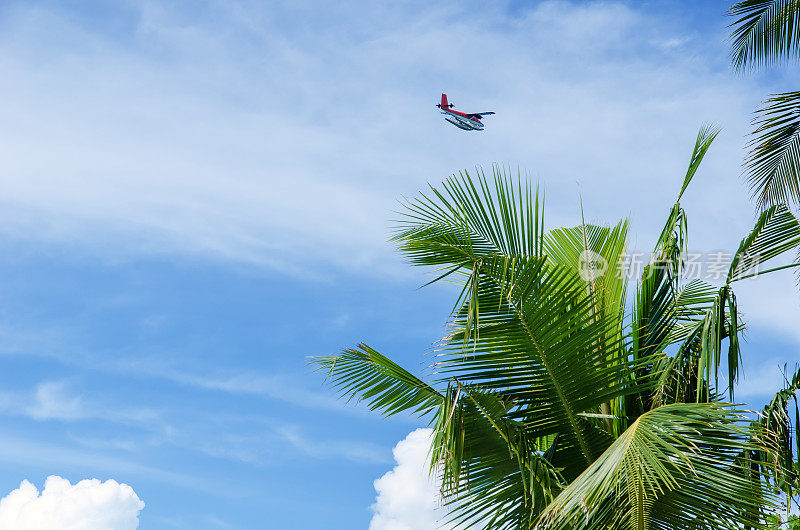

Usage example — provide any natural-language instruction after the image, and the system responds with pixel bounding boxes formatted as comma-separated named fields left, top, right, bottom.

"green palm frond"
left=634, top=126, right=720, bottom=362
left=758, top=366, right=800, bottom=495
left=432, top=254, right=652, bottom=479
left=535, top=403, right=775, bottom=530
left=696, top=286, right=738, bottom=400
left=662, top=203, right=800, bottom=401
left=728, top=2, right=800, bottom=208
left=394, top=166, right=543, bottom=269
left=632, top=127, right=748, bottom=404
left=314, top=344, right=568, bottom=529
left=654, top=125, right=720, bottom=269
left=544, top=219, right=629, bottom=326
left=647, top=203, right=800, bottom=405
left=433, top=384, right=565, bottom=529
left=544, top=220, right=630, bottom=433
left=679, top=124, right=722, bottom=202
left=642, top=283, right=739, bottom=404
left=312, top=344, right=442, bottom=417
left=746, top=91, right=800, bottom=209
left=632, top=263, right=681, bottom=361
left=728, top=204, right=800, bottom=280
left=668, top=280, right=721, bottom=340
left=730, top=0, right=800, bottom=69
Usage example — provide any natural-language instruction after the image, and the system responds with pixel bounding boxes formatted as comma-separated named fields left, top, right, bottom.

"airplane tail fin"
left=441, top=94, right=449, bottom=108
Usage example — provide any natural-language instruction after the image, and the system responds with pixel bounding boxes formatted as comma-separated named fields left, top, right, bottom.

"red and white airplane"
left=437, top=94, right=494, bottom=131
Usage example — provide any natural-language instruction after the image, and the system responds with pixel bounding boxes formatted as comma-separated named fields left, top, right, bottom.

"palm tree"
left=315, top=128, right=800, bottom=528
left=730, top=1, right=800, bottom=209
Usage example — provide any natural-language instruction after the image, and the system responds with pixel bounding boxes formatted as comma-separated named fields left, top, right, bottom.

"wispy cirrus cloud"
left=146, top=368, right=343, bottom=410
left=277, top=424, right=390, bottom=464
left=4, top=1, right=799, bottom=348
left=0, top=0, right=778, bottom=279
left=0, top=432, right=199, bottom=491
left=0, top=322, right=347, bottom=411
left=0, top=376, right=387, bottom=474
left=27, top=381, right=89, bottom=421
left=3, top=0, right=799, bottom=349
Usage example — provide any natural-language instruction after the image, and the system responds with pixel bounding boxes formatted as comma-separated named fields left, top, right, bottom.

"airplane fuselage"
left=440, top=108, right=484, bottom=131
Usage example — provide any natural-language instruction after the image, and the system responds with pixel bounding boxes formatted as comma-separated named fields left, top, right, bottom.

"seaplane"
left=437, top=94, right=494, bottom=131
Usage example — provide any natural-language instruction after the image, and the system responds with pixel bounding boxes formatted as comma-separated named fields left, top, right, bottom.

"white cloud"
left=0, top=475, right=144, bottom=530
left=0, top=325, right=349, bottom=412
left=277, top=425, right=389, bottom=464
left=20, top=380, right=163, bottom=430
left=154, top=369, right=342, bottom=410
left=27, top=381, right=85, bottom=421
left=1, top=0, right=795, bottom=352
left=0, top=0, right=777, bottom=280
left=0, top=434, right=226, bottom=497
left=369, top=428, right=452, bottom=530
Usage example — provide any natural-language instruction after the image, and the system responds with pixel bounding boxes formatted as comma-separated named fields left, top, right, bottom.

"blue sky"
left=0, top=0, right=799, bottom=528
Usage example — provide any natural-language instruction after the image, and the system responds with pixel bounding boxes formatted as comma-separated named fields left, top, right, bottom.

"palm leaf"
left=653, top=124, right=720, bottom=269
left=314, top=135, right=796, bottom=530
left=312, top=343, right=442, bottom=417
left=745, top=90, right=800, bottom=209
left=757, top=365, right=800, bottom=496
left=679, top=124, right=721, bottom=202
left=543, top=219, right=629, bottom=327
left=432, top=255, right=653, bottom=479
left=535, top=403, right=775, bottom=529
left=394, top=166, right=544, bottom=269
left=433, top=383, right=565, bottom=529
left=730, top=0, right=800, bottom=69
left=728, top=204, right=800, bottom=280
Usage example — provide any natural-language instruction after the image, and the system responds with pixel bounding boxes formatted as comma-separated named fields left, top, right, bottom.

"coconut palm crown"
left=315, top=128, right=800, bottom=529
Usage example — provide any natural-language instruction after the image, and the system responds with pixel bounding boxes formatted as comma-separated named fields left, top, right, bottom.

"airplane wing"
left=475, top=112, right=495, bottom=116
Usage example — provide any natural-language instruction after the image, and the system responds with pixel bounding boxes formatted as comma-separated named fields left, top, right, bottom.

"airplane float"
left=437, top=93, right=494, bottom=131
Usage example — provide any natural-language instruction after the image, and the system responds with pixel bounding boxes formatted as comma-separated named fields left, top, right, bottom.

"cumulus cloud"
left=370, top=428, right=452, bottom=530
left=0, top=475, right=144, bottom=530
